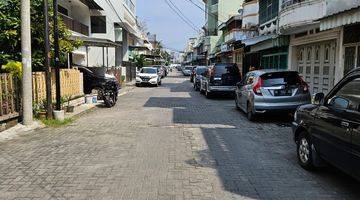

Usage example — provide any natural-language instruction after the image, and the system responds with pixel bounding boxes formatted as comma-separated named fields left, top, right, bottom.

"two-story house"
left=60, top=0, right=140, bottom=69
left=203, top=0, right=244, bottom=64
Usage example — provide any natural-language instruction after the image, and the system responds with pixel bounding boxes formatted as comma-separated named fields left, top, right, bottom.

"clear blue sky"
left=136, top=0, right=205, bottom=52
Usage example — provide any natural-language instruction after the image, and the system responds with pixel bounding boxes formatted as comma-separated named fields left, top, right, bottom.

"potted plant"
left=33, top=100, right=47, bottom=119
left=64, top=95, right=75, bottom=113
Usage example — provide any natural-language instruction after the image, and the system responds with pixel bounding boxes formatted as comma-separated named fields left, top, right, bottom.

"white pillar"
left=21, top=0, right=33, bottom=125
left=335, top=27, right=344, bottom=85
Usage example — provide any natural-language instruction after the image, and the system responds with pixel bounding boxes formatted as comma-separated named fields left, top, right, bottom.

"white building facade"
left=58, top=0, right=140, bottom=68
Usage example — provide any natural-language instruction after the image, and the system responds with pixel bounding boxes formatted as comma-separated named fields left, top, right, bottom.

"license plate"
left=274, top=89, right=292, bottom=96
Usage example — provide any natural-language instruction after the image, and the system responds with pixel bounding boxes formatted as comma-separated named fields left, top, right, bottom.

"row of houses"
left=59, top=0, right=161, bottom=70
left=183, top=0, right=360, bottom=94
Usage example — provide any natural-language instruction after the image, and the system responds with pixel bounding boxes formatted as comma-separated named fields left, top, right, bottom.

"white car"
left=136, top=67, right=162, bottom=87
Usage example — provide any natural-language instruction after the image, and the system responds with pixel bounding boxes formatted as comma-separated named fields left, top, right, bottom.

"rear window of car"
left=261, top=72, right=301, bottom=87
left=214, top=64, right=239, bottom=77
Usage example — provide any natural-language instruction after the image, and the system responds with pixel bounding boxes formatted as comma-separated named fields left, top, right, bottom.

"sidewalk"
left=0, top=84, right=135, bottom=142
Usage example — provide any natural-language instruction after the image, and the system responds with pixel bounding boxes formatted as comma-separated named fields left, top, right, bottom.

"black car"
left=293, top=68, right=360, bottom=179
left=77, top=66, right=120, bottom=107
left=200, top=63, right=241, bottom=98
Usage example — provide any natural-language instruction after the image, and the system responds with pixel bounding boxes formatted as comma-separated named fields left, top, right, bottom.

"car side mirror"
left=313, top=93, right=325, bottom=105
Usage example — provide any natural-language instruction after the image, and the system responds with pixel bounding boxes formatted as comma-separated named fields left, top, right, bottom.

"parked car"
left=235, top=70, right=311, bottom=121
left=78, top=66, right=120, bottom=107
left=182, top=66, right=194, bottom=76
left=293, top=68, right=360, bottom=179
left=154, top=65, right=165, bottom=78
left=200, top=63, right=241, bottom=98
left=190, top=67, right=197, bottom=82
left=135, top=67, right=162, bottom=86
left=193, top=66, right=208, bottom=91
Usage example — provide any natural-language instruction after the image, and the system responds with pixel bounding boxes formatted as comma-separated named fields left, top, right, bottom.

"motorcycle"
left=99, top=80, right=119, bottom=108
left=77, top=67, right=120, bottom=108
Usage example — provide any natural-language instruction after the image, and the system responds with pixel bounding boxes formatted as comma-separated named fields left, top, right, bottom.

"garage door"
left=296, top=40, right=336, bottom=94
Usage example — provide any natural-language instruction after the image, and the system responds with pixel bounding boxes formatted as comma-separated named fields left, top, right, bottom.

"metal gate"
left=297, top=40, right=336, bottom=94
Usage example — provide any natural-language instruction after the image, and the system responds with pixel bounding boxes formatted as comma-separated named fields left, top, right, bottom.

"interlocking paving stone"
left=0, top=72, right=360, bottom=199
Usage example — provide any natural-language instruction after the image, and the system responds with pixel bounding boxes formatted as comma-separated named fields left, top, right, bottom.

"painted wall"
left=279, top=0, right=325, bottom=32
left=242, top=0, right=259, bottom=29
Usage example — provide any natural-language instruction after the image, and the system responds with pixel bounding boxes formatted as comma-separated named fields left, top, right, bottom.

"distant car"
left=235, top=70, right=311, bottom=121
left=182, top=66, right=193, bottom=76
left=200, top=63, right=241, bottom=98
left=136, top=67, right=161, bottom=86
left=292, top=68, right=360, bottom=180
left=193, top=66, right=208, bottom=91
left=154, top=65, right=165, bottom=78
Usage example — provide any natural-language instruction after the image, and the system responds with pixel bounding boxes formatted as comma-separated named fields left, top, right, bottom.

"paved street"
left=1, top=71, right=360, bottom=200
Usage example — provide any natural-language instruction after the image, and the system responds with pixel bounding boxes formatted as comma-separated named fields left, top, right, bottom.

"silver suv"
left=235, top=70, right=311, bottom=121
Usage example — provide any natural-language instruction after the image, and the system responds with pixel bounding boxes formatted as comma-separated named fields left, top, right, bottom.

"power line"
left=164, top=0, right=200, bottom=33
left=167, top=0, right=199, bottom=30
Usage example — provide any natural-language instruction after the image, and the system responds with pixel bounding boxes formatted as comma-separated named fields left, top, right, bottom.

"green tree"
left=0, top=0, right=82, bottom=71
left=133, top=54, right=148, bottom=68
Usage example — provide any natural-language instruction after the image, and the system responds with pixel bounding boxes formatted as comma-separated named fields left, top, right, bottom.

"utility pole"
left=53, top=0, right=61, bottom=111
left=44, top=0, right=53, bottom=118
left=21, top=0, right=33, bottom=125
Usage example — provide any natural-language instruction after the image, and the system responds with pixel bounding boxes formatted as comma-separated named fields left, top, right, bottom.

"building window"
left=259, top=0, right=279, bottom=24
left=91, top=16, right=106, bottom=33
left=307, top=49, right=311, bottom=62
left=325, top=47, right=329, bottom=61
left=315, top=47, right=319, bottom=61
left=58, top=5, right=68, bottom=16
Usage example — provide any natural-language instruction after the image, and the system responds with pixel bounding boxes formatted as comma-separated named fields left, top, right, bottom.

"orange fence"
left=32, top=69, right=84, bottom=103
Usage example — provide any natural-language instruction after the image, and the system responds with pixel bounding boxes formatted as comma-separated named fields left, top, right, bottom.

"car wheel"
left=247, top=102, right=256, bottom=121
left=297, top=132, right=315, bottom=170
left=235, top=94, right=240, bottom=110
left=205, top=89, right=212, bottom=99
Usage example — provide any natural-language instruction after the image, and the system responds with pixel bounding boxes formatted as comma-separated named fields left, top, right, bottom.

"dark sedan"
left=293, top=68, right=360, bottom=180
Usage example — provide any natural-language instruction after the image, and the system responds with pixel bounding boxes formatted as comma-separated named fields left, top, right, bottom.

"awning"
left=320, top=6, right=360, bottom=31
left=129, top=45, right=150, bottom=51
left=72, top=50, right=86, bottom=56
left=120, top=21, right=140, bottom=39
left=80, top=0, right=103, bottom=10
left=70, top=36, right=121, bottom=47
left=242, top=35, right=273, bottom=46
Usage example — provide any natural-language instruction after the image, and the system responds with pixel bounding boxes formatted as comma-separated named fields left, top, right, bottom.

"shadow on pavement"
left=143, top=75, right=360, bottom=199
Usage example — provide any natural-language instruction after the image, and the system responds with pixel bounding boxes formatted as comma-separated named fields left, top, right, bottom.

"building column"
left=122, top=29, right=129, bottom=63
left=335, top=27, right=344, bottom=85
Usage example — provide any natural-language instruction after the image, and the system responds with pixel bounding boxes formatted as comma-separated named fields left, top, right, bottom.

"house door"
left=296, top=40, right=336, bottom=94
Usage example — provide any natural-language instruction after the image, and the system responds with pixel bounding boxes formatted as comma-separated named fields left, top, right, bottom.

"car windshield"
left=214, top=64, right=239, bottom=77
left=261, top=72, right=301, bottom=87
left=185, top=67, right=193, bottom=70
left=141, top=68, right=157, bottom=74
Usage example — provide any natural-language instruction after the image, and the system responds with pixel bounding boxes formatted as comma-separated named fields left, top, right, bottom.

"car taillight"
left=298, top=76, right=309, bottom=93
left=253, top=77, right=263, bottom=96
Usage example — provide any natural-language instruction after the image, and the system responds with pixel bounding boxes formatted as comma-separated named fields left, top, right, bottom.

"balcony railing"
left=281, top=0, right=306, bottom=9
left=124, top=0, right=135, bottom=14
left=60, top=13, right=89, bottom=36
